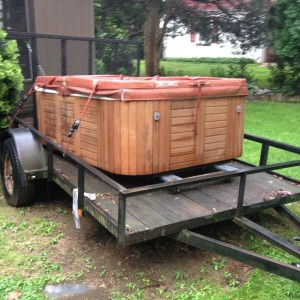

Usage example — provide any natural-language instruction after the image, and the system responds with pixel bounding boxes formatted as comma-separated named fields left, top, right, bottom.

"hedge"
left=161, top=57, right=256, bottom=64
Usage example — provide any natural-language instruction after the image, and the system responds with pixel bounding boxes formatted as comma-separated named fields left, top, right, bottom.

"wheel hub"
left=4, top=153, right=14, bottom=196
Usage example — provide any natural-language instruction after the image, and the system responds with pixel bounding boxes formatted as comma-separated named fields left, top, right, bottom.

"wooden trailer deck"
left=52, top=155, right=300, bottom=246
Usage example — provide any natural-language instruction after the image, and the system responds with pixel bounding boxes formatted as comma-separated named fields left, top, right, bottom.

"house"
left=163, top=0, right=267, bottom=62
left=163, top=34, right=264, bottom=62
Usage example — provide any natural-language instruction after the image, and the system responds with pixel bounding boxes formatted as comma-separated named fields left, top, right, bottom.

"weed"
left=211, top=257, right=225, bottom=270
left=19, top=209, right=26, bottom=216
left=39, top=250, right=48, bottom=262
left=110, top=290, right=124, bottom=300
left=99, top=266, right=107, bottom=278
left=174, top=270, right=185, bottom=281
left=33, top=219, right=56, bottom=236
left=85, top=257, right=93, bottom=270
left=56, top=207, right=68, bottom=214
left=17, top=221, right=28, bottom=231
left=199, top=266, right=208, bottom=274
left=0, top=221, right=17, bottom=231
left=142, top=277, right=150, bottom=284
left=68, top=270, right=85, bottom=281
left=49, top=232, right=64, bottom=245
left=27, top=244, right=35, bottom=252
left=43, top=263, right=63, bottom=274
left=126, top=282, right=137, bottom=290
left=176, top=282, right=186, bottom=289
left=228, top=279, right=240, bottom=287
left=224, top=270, right=232, bottom=279
left=114, top=271, right=122, bottom=279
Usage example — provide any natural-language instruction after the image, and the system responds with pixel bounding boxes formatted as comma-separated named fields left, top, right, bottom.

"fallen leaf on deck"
left=263, top=189, right=292, bottom=201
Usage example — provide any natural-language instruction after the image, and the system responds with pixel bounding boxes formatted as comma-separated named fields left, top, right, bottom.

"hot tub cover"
left=34, top=75, right=248, bottom=101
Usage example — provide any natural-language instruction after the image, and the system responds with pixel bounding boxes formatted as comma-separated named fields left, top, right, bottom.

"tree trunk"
left=144, top=0, right=162, bottom=76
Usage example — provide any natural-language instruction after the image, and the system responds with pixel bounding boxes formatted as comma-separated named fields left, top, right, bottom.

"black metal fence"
left=7, top=31, right=142, bottom=125
left=8, top=31, right=142, bottom=84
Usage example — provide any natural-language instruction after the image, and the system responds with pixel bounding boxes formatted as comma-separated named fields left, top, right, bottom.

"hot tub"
left=35, top=75, right=248, bottom=175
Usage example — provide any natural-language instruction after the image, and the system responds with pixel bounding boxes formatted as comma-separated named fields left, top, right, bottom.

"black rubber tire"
left=0, top=138, right=35, bottom=207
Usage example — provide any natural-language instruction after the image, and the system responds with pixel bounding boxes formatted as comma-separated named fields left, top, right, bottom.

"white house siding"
left=163, top=33, right=264, bottom=62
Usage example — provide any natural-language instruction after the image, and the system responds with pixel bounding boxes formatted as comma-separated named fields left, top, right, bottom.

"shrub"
left=211, top=58, right=258, bottom=95
left=269, top=64, right=300, bottom=97
left=0, top=30, right=24, bottom=128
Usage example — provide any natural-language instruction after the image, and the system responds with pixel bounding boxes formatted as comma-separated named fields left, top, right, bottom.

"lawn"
left=140, top=60, right=271, bottom=88
left=242, top=101, right=300, bottom=180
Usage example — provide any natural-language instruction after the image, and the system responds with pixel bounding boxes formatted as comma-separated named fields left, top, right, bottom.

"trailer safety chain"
left=63, top=80, right=100, bottom=157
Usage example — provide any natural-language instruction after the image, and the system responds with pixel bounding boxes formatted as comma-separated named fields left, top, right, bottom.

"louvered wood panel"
left=170, top=99, right=197, bottom=170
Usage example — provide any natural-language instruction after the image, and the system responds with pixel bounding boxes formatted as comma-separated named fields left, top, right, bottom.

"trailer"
left=1, top=75, right=300, bottom=283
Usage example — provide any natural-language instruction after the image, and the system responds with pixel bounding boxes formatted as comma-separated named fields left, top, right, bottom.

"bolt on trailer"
left=2, top=33, right=300, bottom=283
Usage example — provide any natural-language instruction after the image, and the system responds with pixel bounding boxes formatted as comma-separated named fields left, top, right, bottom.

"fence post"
left=61, top=39, right=67, bottom=75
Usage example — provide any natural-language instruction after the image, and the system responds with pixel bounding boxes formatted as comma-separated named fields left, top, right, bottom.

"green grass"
left=242, top=101, right=300, bottom=180
left=0, top=203, right=88, bottom=300
left=140, top=61, right=271, bottom=88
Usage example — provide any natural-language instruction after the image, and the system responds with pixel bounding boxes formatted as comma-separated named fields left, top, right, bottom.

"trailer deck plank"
left=52, top=154, right=300, bottom=244
left=181, top=189, right=232, bottom=212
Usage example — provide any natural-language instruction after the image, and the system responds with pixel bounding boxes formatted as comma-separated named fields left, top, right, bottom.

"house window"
left=190, top=31, right=197, bottom=43
left=0, top=0, right=26, bottom=31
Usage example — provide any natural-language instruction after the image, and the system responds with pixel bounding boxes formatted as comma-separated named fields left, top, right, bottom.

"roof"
left=185, top=0, right=237, bottom=12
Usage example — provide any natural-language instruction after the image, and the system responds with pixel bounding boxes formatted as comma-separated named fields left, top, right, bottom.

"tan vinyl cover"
left=34, top=75, right=248, bottom=101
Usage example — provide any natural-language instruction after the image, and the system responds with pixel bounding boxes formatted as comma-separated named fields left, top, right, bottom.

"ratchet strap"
left=194, top=80, right=203, bottom=135
left=63, top=80, right=100, bottom=156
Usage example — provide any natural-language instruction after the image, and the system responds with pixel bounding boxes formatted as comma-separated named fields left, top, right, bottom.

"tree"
left=94, top=0, right=270, bottom=76
left=268, top=0, right=300, bottom=96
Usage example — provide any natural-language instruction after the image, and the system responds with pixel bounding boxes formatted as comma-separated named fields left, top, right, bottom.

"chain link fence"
left=7, top=31, right=143, bottom=125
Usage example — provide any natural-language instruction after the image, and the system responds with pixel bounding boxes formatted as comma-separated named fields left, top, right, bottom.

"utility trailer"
left=1, top=76, right=300, bottom=283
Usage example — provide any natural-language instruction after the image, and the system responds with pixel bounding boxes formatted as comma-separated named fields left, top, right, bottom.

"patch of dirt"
left=1, top=183, right=252, bottom=299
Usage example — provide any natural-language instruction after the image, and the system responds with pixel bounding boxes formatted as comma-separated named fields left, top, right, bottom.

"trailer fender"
left=3, top=128, right=47, bottom=179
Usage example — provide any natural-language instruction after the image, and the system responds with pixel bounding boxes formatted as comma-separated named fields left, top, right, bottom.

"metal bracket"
left=154, top=112, right=160, bottom=121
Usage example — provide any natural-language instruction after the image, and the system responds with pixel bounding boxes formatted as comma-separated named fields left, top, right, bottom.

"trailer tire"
left=0, top=138, right=35, bottom=207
